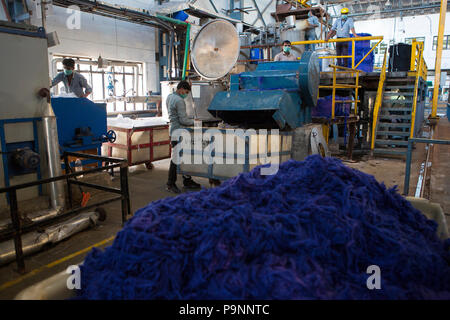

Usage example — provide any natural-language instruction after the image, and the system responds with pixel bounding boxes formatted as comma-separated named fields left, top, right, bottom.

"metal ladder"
left=371, top=42, right=426, bottom=158
left=373, top=81, right=416, bottom=156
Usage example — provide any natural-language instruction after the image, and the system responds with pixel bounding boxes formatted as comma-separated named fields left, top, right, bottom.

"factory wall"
left=27, top=0, right=159, bottom=92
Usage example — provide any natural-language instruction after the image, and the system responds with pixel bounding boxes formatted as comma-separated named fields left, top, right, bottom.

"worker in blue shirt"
left=51, top=58, right=92, bottom=98
left=326, top=8, right=359, bottom=67
left=305, top=11, right=320, bottom=52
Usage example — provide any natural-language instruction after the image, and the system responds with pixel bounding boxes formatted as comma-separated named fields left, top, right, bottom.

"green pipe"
left=182, top=23, right=191, bottom=80
left=156, top=14, right=190, bottom=80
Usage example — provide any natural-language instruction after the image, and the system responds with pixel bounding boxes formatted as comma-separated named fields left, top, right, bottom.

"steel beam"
left=431, top=0, right=447, bottom=118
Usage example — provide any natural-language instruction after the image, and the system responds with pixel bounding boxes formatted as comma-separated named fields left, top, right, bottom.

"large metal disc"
left=191, top=20, right=240, bottom=80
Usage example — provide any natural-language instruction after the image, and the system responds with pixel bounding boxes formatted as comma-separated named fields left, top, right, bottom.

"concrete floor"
left=0, top=159, right=212, bottom=299
left=0, top=133, right=447, bottom=299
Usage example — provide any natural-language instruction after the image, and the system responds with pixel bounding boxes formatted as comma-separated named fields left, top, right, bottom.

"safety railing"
left=291, top=36, right=383, bottom=69
left=239, top=36, right=384, bottom=67
left=371, top=50, right=388, bottom=150
left=410, top=40, right=428, bottom=80
left=410, top=44, right=426, bottom=139
left=404, top=138, right=450, bottom=195
left=0, top=152, right=131, bottom=274
left=318, top=64, right=361, bottom=120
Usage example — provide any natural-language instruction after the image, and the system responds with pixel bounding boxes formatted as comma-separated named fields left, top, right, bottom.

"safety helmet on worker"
left=341, top=7, right=349, bottom=14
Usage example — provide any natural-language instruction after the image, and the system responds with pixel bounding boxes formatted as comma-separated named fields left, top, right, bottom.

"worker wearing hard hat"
left=326, top=8, right=359, bottom=67
left=274, top=40, right=298, bottom=61
left=305, top=11, right=320, bottom=51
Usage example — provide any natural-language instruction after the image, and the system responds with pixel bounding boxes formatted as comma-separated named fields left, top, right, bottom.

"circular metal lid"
left=299, top=51, right=320, bottom=107
left=191, top=20, right=240, bottom=80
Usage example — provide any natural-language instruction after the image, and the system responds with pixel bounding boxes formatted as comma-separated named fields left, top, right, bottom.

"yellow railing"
left=318, top=64, right=361, bottom=120
left=291, top=36, right=384, bottom=69
left=410, top=45, right=425, bottom=139
left=371, top=51, right=388, bottom=150
left=410, top=39, right=428, bottom=80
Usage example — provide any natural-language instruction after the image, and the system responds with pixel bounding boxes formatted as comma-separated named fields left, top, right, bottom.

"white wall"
left=355, top=13, right=450, bottom=71
left=27, top=0, right=159, bottom=92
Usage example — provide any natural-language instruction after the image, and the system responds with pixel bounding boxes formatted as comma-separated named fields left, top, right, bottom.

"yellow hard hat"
left=341, top=7, right=349, bottom=14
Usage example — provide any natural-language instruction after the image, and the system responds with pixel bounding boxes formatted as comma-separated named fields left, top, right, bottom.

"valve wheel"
left=107, top=130, right=117, bottom=143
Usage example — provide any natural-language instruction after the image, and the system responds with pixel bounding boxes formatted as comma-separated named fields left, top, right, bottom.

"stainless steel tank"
left=315, top=47, right=337, bottom=72
left=161, top=81, right=226, bottom=123
left=238, top=32, right=252, bottom=63
left=187, top=81, right=226, bottom=122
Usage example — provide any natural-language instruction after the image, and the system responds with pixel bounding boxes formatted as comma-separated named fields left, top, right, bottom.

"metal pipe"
left=0, top=211, right=101, bottom=266
left=332, top=3, right=444, bottom=19
left=183, top=23, right=191, bottom=80
left=431, top=0, right=447, bottom=118
left=168, top=31, right=174, bottom=80
left=42, top=103, right=65, bottom=210
left=156, top=15, right=190, bottom=80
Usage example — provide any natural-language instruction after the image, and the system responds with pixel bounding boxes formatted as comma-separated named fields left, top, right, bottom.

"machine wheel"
left=95, top=207, right=107, bottom=222
left=145, top=162, right=154, bottom=170
left=107, top=130, right=117, bottom=143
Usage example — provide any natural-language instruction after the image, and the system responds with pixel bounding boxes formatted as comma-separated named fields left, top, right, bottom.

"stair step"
left=373, top=148, right=407, bottom=156
left=384, top=92, right=414, bottom=96
left=383, top=99, right=413, bottom=104
left=379, top=115, right=412, bottom=120
left=382, top=107, right=412, bottom=112
left=376, top=131, right=411, bottom=137
left=385, top=85, right=415, bottom=90
left=375, top=140, right=409, bottom=146
left=377, top=122, right=411, bottom=129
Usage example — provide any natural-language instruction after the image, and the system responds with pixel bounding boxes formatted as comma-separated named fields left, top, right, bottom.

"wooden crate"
left=103, top=125, right=171, bottom=168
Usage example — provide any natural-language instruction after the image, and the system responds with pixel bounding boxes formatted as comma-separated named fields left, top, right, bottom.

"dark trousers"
left=167, top=141, right=191, bottom=186
left=336, top=41, right=349, bottom=67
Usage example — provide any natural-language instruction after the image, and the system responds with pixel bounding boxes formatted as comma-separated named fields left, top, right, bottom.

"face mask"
left=342, top=15, right=348, bottom=21
left=180, top=93, right=188, bottom=99
left=64, top=69, right=73, bottom=76
left=283, top=46, right=291, bottom=54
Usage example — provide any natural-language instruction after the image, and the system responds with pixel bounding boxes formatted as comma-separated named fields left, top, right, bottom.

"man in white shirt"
left=274, top=40, right=298, bottom=62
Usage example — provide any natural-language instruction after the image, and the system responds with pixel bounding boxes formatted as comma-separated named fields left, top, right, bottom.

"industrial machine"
left=162, top=19, right=238, bottom=124
left=169, top=19, right=326, bottom=181
left=0, top=22, right=128, bottom=271
left=51, top=98, right=116, bottom=164
left=0, top=22, right=60, bottom=210
left=209, top=51, right=320, bottom=130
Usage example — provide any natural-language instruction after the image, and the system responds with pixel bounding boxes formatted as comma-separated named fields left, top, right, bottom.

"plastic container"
left=348, top=33, right=374, bottom=72
left=173, top=11, right=188, bottom=22
left=312, top=95, right=351, bottom=118
left=250, top=48, right=264, bottom=64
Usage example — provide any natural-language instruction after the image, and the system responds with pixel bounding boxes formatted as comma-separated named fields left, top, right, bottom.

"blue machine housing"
left=208, top=51, right=320, bottom=130
left=51, top=98, right=112, bottom=155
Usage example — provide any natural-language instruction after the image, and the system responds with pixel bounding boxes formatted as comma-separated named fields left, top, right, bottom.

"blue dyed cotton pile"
left=77, top=156, right=450, bottom=300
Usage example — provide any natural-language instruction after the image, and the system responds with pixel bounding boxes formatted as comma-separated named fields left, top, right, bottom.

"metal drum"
left=315, top=47, right=336, bottom=72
